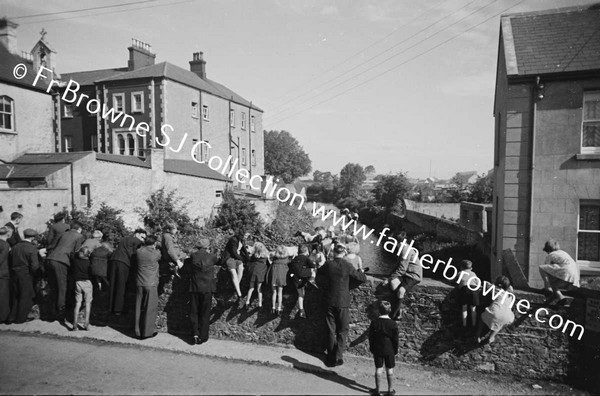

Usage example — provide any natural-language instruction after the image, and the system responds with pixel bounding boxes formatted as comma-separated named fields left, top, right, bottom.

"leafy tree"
left=469, top=172, right=493, bottom=203
left=135, top=188, right=200, bottom=237
left=211, top=192, right=264, bottom=237
left=313, top=170, right=324, bottom=182
left=339, top=163, right=366, bottom=197
left=93, top=203, right=130, bottom=244
left=447, top=175, right=471, bottom=203
left=372, top=173, right=411, bottom=210
left=365, top=165, right=376, bottom=177
left=264, top=130, right=312, bottom=183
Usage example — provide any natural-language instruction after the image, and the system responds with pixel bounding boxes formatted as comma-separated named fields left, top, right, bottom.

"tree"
left=365, top=165, right=376, bottom=177
left=136, top=188, right=199, bottom=235
left=469, top=172, right=493, bottom=203
left=313, top=170, right=324, bottom=182
left=212, top=192, right=264, bottom=236
left=264, top=130, right=312, bottom=183
left=372, top=173, right=411, bottom=210
left=447, top=175, right=471, bottom=203
left=339, top=163, right=366, bottom=197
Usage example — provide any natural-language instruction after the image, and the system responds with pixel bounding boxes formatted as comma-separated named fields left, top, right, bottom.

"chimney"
left=189, top=52, right=206, bottom=79
left=128, top=38, right=155, bottom=71
left=0, top=18, right=18, bottom=55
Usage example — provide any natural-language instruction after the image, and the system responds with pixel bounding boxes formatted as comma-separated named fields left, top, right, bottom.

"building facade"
left=492, top=4, right=600, bottom=287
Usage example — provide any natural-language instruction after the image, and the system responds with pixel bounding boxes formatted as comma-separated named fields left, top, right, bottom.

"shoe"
left=335, top=359, right=344, bottom=366
left=388, top=390, right=396, bottom=396
left=325, top=360, right=336, bottom=368
left=298, top=309, right=306, bottom=319
left=277, top=309, right=283, bottom=316
left=271, top=308, right=277, bottom=315
left=370, top=389, right=381, bottom=396
left=83, top=323, right=90, bottom=331
left=194, top=336, right=200, bottom=345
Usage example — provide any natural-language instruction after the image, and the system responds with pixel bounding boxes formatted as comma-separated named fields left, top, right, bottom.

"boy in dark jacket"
left=368, top=300, right=398, bottom=396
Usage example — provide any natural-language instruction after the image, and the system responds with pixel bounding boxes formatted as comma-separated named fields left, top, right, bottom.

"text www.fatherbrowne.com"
left=21, top=63, right=585, bottom=341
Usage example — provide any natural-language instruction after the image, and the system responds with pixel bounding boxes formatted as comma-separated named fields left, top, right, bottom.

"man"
left=135, top=235, right=160, bottom=339
left=160, top=223, right=183, bottom=278
left=0, top=227, right=11, bottom=323
left=109, top=229, right=146, bottom=315
left=81, top=230, right=103, bottom=252
left=46, top=213, right=70, bottom=253
left=382, top=233, right=422, bottom=320
left=8, top=229, right=41, bottom=323
left=5, top=212, right=23, bottom=247
left=185, top=238, right=218, bottom=345
left=319, top=243, right=367, bottom=367
left=46, top=221, right=85, bottom=320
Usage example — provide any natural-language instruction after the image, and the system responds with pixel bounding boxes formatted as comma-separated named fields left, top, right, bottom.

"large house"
left=491, top=4, right=600, bottom=288
left=0, top=18, right=265, bottom=231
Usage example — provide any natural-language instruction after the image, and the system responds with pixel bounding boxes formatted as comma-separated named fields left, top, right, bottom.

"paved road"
left=0, top=332, right=584, bottom=395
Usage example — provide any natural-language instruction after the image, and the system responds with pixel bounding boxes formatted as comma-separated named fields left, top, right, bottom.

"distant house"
left=492, top=4, right=600, bottom=287
left=453, top=171, right=479, bottom=186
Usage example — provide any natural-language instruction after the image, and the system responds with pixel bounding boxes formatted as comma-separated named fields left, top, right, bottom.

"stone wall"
left=404, top=200, right=460, bottom=220
left=51, top=272, right=599, bottom=392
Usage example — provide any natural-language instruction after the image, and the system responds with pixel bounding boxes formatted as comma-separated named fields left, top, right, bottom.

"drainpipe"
left=528, top=77, right=538, bottom=287
left=248, top=102, right=252, bottom=180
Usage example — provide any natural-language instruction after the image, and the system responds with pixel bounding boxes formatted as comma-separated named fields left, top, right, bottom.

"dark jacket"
left=319, top=257, right=367, bottom=307
left=47, top=222, right=70, bottom=251
left=47, top=230, right=85, bottom=266
left=0, top=239, right=10, bottom=279
left=71, top=254, right=92, bottom=281
left=186, top=248, right=218, bottom=293
left=160, top=232, right=179, bottom=264
left=90, top=246, right=111, bottom=277
left=136, top=246, right=160, bottom=287
left=221, top=236, right=248, bottom=263
left=289, top=255, right=315, bottom=279
left=111, top=236, right=143, bottom=267
left=5, top=222, right=21, bottom=247
left=10, top=240, right=40, bottom=274
left=369, top=317, right=399, bottom=356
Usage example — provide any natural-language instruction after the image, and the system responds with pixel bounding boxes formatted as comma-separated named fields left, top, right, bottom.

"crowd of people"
left=0, top=209, right=582, bottom=396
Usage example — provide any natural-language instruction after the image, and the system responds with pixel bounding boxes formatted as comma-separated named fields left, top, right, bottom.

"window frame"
left=241, top=112, right=246, bottom=130
left=63, top=104, right=73, bottom=118
left=580, top=91, right=600, bottom=154
left=191, top=102, right=199, bottom=118
left=251, top=149, right=256, bottom=166
left=0, top=95, right=15, bottom=132
left=230, top=109, right=235, bottom=127
left=577, top=200, right=600, bottom=269
left=113, top=93, right=125, bottom=112
left=64, top=136, right=73, bottom=152
left=241, top=148, right=247, bottom=166
left=131, top=91, right=144, bottom=113
left=202, top=105, right=209, bottom=121
left=250, top=115, right=255, bottom=132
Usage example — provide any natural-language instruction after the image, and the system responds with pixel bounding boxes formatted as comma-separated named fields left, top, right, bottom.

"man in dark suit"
left=5, top=212, right=23, bottom=247
left=8, top=229, right=41, bottom=323
left=46, top=212, right=70, bottom=254
left=319, top=243, right=367, bottom=367
left=185, top=238, right=218, bottom=345
left=109, top=229, right=146, bottom=315
left=0, top=227, right=11, bottom=323
left=46, top=221, right=85, bottom=320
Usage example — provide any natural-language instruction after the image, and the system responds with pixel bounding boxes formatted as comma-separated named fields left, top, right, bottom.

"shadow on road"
left=281, top=355, right=371, bottom=394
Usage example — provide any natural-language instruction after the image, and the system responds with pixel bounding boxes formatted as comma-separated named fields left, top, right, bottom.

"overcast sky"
left=2, top=0, right=597, bottom=179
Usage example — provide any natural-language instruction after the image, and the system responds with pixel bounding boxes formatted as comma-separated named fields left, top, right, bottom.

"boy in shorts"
left=368, top=301, right=398, bottom=396
left=71, top=246, right=93, bottom=331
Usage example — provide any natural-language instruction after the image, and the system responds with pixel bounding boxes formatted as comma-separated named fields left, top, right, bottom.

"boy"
left=368, top=301, right=398, bottom=396
left=71, top=246, right=93, bottom=331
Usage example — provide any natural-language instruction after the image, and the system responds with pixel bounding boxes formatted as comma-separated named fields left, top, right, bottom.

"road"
left=0, top=332, right=584, bottom=395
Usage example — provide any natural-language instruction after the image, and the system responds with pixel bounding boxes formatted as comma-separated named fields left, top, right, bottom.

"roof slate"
left=12, top=152, right=92, bottom=164
left=502, top=4, right=600, bottom=76
left=96, top=153, right=151, bottom=168
left=163, top=159, right=231, bottom=182
left=0, top=163, right=68, bottom=179
left=0, top=44, right=52, bottom=93
left=61, top=67, right=128, bottom=86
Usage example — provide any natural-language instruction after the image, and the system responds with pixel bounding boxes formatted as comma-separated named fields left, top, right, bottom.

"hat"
left=54, top=212, right=65, bottom=222
left=0, top=226, right=8, bottom=236
left=92, top=230, right=103, bottom=238
left=23, top=229, right=38, bottom=238
left=197, top=239, right=210, bottom=249
left=333, top=243, right=347, bottom=254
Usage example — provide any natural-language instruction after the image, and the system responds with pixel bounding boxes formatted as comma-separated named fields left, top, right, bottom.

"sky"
left=2, top=0, right=598, bottom=180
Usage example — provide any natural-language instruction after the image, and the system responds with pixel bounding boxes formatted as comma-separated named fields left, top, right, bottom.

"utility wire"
left=266, top=0, right=498, bottom=122
left=265, top=0, right=526, bottom=128
left=263, top=0, right=452, bottom=108
left=12, top=0, right=159, bottom=20
left=267, top=0, right=476, bottom=114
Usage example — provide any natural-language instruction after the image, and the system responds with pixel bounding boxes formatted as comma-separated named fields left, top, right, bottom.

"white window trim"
left=577, top=200, right=600, bottom=269
left=191, top=102, right=199, bottom=118
left=131, top=91, right=144, bottom=113
left=251, top=149, right=256, bottom=166
left=241, top=148, right=247, bottom=166
left=250, top=115, right=255, bottom=132
left=241, top=112, right=246, bottom=130
left=64, top=136, right=73, bottom=152
left=113, top=93, right=125, bottom=112
left=113, top=128, right=134, bottom=155
left=202, top=105, right=209, bottom=121
left=230, top=109, right=235, bottom=127
left=63, top=104, right=73, bottom=118
left=0, top=95, right=15, bottom=133
left=580, top=91, right=600, bottom=154
left=203, top=140, right=209, bottom=162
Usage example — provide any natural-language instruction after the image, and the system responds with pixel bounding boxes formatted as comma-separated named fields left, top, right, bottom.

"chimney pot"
left=128, top=38, right=155, bottom=71
left=189, top=51, right=206, bottom=79
left=0, top=18, right=19, bottom=55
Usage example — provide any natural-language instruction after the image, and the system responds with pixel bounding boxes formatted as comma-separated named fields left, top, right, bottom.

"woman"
left=270, top=246, right=289, bottom=315
left=477, top=276, right=515, bottom=344
left=222, top=229, right=247, bottom=301
left=243, top=242, right=270, bottom=309
left=539, top=239, right=580, bottom=304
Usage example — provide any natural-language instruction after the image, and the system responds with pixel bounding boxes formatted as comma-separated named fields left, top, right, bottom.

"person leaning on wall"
left=539, top=239, right=580, bottom=306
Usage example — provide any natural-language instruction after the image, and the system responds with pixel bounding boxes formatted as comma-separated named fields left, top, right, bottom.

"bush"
left=211, top=192, right=264, bottom=237
left=265, top=203, right=313, bottom=248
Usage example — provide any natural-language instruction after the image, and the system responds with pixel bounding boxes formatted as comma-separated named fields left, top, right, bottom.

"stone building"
left=491, top=4, right=600, bottom=287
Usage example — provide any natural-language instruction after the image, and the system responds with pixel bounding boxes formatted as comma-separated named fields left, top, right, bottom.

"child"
left=368, top=300, right=398, bottom=396
left=71, top=246, right=93, bottom=331
left=270, top=246, right=289, bottom=315
left=243, top=242, right=270, bottom=309
left=90, top=241, right=113, bottom=291
left=456, top=260, right=480, bottom=327
left=476, top=275, right=515, bottom=344
left=289, top=244, right=317, bottom=318
left=344, top=242, right=363, bottom=271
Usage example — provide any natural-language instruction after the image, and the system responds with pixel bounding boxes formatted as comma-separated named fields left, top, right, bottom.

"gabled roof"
left=96, top=153, right=151, bottom=168
left=164, top=159, right=231, bottom=182
left=501, top=3, right=600, bottom=76
left=91, top=62, right=263, bottom=112
left=12, top=152, right=92, bottom=164
left=454, top=171, right=478, bottom=184
left=0, top=44, right=52, bottom=93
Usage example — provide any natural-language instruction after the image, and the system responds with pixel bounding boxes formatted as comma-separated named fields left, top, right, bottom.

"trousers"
left=9, top=271, right=34, bottom=323
left=190, top=292, right=212, bottom=340
left=325, top=306, right=349, bottom=362
left=0, top=278, right=10, bottom=322
left=47, top=260, right=69, bottom=315
left=109, top=261, right=130, bottom=313
left=135, top=286, right=158, bottom=338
